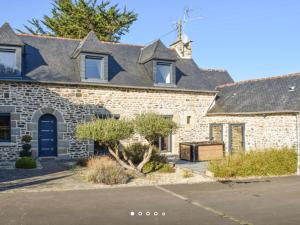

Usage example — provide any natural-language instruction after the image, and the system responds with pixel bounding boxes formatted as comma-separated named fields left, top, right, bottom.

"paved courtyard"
left=0, top=175, right=300, bottom=225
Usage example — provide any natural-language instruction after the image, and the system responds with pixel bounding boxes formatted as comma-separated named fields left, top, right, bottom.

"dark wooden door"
left=229, top=124, right=245, bottom=154
left=38, top=114, right=57, bottom=157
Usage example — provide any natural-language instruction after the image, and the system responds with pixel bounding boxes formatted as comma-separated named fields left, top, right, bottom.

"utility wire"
left=144, top=28, right=177, bottom=46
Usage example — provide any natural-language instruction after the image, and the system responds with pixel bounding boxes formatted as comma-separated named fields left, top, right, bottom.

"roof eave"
left=206, top=111, right=300, bottom=116
left=0, top=78, right=218, bottom=94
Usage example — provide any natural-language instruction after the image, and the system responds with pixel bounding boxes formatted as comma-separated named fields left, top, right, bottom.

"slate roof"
left=208, top=73, right=300, bottom=114
left=0, top=23, right=24, bottom=46
left=72, top=31, right=111, bottom=57
left=0, top=23, right=233, bottom=92
left=139, top=40, right=177, bottom=63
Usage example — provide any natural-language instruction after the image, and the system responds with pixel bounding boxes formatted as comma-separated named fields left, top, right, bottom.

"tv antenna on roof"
left=176, top=7, right=203, bottom=42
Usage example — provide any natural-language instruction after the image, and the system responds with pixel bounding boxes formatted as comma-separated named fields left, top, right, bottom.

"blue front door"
left=38, top=114, right=57, bottom=157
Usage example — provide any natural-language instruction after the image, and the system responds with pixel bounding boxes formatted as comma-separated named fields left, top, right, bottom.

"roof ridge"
left=17, top=33, right=145, bottom=47
left=217, top=72, right=300, bottom=89
left=200, top=67, right=228, bottom=73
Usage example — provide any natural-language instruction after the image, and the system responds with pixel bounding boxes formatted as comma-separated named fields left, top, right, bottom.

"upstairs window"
left=85, top=56, right=104, bottom=80
left=0, top=114, right=10, bottom=142
left=0, top=49, right=17, bottom=75
left=156, top=62, right=172, bottom=84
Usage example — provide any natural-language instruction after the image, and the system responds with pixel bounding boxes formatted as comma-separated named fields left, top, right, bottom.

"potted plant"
left=19, top=134, right=32, bottom=157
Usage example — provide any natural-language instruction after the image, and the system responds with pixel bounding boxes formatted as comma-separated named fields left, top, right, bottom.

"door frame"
left=38, top=114, right=58, bottom=157
left=228, top=123, right=245, bottom=153
left=209, top=123, right=223, bottom=142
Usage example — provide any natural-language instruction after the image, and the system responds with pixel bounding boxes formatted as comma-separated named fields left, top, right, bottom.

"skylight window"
left=288, top=86, right=296, bottom=92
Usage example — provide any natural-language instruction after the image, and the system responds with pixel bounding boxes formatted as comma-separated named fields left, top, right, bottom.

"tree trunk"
left=107, top=147, right=144, bottom=176
left=137, top=145, right=154, bottom=172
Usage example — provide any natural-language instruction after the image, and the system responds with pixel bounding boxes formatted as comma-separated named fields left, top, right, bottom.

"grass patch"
left=208, top=147, right=297, bottom=178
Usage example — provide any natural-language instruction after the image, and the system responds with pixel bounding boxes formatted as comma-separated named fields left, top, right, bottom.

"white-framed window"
left=156, top=62, right=172, bottom=84
left=0, top=48, right=17, bottom=75
left=85, top=56, right=104, bottom=80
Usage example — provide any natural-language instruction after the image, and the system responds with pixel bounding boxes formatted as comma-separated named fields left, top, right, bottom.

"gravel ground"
left=0, top=163, right=213, bottom=193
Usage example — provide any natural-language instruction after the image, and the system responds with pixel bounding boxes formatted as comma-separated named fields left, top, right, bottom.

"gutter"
left=0, top=79, right=218, bottom=95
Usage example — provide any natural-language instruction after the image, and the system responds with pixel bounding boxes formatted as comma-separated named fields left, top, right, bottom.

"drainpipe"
left=296, top=113, right=300, bottom=174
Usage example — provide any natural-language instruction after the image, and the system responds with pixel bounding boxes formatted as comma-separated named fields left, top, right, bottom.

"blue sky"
left=0, top=0, right=299, bottom=81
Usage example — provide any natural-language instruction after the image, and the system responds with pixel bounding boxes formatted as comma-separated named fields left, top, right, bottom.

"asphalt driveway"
left=0, top=175, right=300, bottom=225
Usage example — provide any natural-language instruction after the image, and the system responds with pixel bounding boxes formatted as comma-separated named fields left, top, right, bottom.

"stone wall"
left=206, top=114, right=298, bottom=153
left=0, top=81, right=215, bottom=160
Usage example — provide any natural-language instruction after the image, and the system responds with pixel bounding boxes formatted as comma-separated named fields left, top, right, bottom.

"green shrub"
left=21, top=135, right=32, bottom=143
left=20, top=135, right=33, bottom=157
left=208, top=147, right=297, bottom=178
left=15, top=157, right=36, bottom=169
left=142, top=162, right=174, bottom=174
left=141, top=148, right=169, bottom=174
left=181, top=168, right=194, bottom=178
left=84, top=156, right=129, bottom=185
left=158, top=163, right=175, bottom=173
left=124, top=143, right=166, bottom=165
left=124, top=143, right=149, bottom=164
left=142, top=161, right=162, bottom=174
left=150, top=148, right=167, bottom=164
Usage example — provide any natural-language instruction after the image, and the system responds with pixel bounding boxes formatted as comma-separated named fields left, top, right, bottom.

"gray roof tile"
left=0, top=23, right=233, bottom=92
left=72, top=31, right=110, bottom=57
left=0, top=23, right=24, bottom=46
left=208, top=73, right=300, bottom=114
left=139, top=40, right=178, bottom=63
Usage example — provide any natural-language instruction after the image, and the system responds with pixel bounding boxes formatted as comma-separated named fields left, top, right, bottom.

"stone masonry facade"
left=0, top=81, right=298, bottom=161
left=206, top=114, right=298, bottom=154
left=0, top=81, right=215, bottom=160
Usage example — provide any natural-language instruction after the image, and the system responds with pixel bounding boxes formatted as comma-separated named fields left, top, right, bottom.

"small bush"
left=15, top=157, right=36, bottom=169
left=20, top=135, right=32, bottom=157
left=158, top=163, right=175, bottom=173
left=84, top=156, right=129, bottom=185
left=76, top=158, right=88, bottom=167
left=208, top=147, right=297, bottom=178
left=123, top=143, right=166, bottom=165
left=142, top=161, right=174, bottom=174
left=181, top=169, right=194, bottom=178
left=142, top=161, right=162, bottom=174
left=124, top=143, right=149, bottom=164
left=21, top=135, right=32, bottom=143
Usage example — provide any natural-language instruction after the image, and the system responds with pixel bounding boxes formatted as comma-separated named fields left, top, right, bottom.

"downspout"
left=296, top=113, right=300, bottom=174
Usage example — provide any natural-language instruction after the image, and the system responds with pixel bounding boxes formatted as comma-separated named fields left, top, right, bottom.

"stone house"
left=0, top=22, right=299, bottom=161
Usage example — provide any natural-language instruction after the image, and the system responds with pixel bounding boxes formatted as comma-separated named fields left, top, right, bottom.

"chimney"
left=170, top=19, right=192, bottom=59
left=170, top=39, right=192, bottom=59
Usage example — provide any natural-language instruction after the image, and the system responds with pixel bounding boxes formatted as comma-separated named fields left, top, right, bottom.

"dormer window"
left=156, top=62, right=171, bottom=84
left=79, top=53, right=108, bottom=82
left=85, top=56, right=104, bottom=80
left=154, top=61, right=175, bottom=86
left=0, top=48, right=17, bottom=75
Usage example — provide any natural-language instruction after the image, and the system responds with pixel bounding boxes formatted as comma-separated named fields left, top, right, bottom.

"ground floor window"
left=154, top=115, right=173, bottom=152
left=155, top=134, right=172, bottom=152
left=0, top=114, right=10, bottom=142
left=209, top=124, right=223, bottom=142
